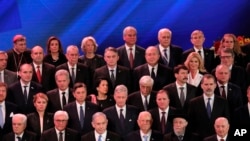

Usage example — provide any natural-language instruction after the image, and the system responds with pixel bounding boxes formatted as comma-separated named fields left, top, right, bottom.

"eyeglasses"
left=220, top=56, right=233, bottom=59
left=55, top=120, right=68, bottom=123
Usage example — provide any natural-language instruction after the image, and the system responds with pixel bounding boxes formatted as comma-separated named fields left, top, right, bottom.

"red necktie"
left=129, top=48, right=134, bottom=68
left=36, top=65, right=42, bottom=83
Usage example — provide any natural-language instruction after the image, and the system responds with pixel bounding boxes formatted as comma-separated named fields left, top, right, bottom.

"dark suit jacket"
left=93, top=65, right=132, bottom=93
left=103, top=105, right=139, bottom=138
left=31, top=62, right=56, bottom=92
left=3, top=131, right=37, bottom=141
left=3, top=69, right=18, bottom=86
left=156, top=44, right=183, bottom=69
left=26, top=112, right=54, bottom=138
left=0, top=101, right=18, bottom=141
left=214, top=82, right=243, bottom=116
left=47, top=88, right=75, bottom=113
left=117, top=45, right=146, bottom=69
left=164, top=131, right=201, bottom=141
left=233, top=104, right=250, bottom=131
left=133, top=63, right=174, bottom=91
left=40, top=128, right=79, bottom=141
left=56, top=62, right=91, bottom=89
left=163, top=82, right=197, bottom=113
left=182, top=48, right=215, bottom=72
left=63, top=101, right=100, bottom=135
left=149, top=107, right=177, bottom=134
left=203, top=134, right=230, bottom=141
left=127, top=91, right=157, bottom=111
left=81, top=131, right=121, bottom=141
left=7, top=81, right=43, bottom=114
left=125, top=130, right=163, bottom=141
left=188, top=95, right=230, bottom=138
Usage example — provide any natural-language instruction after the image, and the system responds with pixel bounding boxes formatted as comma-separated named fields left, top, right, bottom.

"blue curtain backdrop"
left=1, top=0, right=250, bottom=54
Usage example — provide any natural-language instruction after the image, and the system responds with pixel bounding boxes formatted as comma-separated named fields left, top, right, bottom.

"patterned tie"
left=71, top=68, right=75, bottom=83
left=36, top=65, right=42, bottom=83
left=161, top=112, right=166, bottom=134
left=120, top=109, right=125, bottom=131
left=179, top=87, right=185, bottom=107
left=143, top=135, right=148, bottom=141
left=0, top=105, right=3, bottom=128
left=62, top=92, right=66, bottom=108
left=144, top=96, right=148, bottom=111
left=163, top=48, right=169, bottom=66
left=151, top=68, right=156, bottom=79
left=221, top=86, right=226, bottom=99
left=110, top=70, right=115, bottom=87
left=129, top=48, right=134, bottom=68
left=80, top=106, right=84, bottom=128
left=207, top=98, right=212, bottom=118
left=59, top=132, right=63, bottom=141
left=23, top=86, right=28, bottom=104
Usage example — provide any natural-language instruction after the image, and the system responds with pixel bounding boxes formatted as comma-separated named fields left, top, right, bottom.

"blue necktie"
left=163, top=49, right=169, bottom=66
left=143, top=135, right=148, bottom=141
left=80, top=106, right=84, bottom=128
left=0, top=105, right=3, bottom=128
left=98, top=135, right=102, bottom=141
left=207, top=98, right=211, bottom=118
left=120, top=109, right=125, bottom=131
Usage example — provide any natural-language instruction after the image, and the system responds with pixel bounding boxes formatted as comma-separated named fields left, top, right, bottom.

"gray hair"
left=55, top=69, right=70, bottom=80
left=114, top=85, right=128, bottom=96
left=139, top=75, right=154, bottom=86
left=54, top=110, right=69, bottom=120
left=12, top=114, right=27, bottom=125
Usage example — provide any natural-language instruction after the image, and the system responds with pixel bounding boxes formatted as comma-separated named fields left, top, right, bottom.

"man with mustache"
left=187, top=74, right=230, bottom=139
left=163, top=64, right=197, bottom=113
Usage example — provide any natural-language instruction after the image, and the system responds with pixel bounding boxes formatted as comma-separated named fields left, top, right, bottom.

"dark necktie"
left=207, top=98, right=211, bottom=118
left=17, top=136, right=22, bottom=141
left=220, top=139, right=225, bottom=141
left=120, top=109, right=125, bottom=131
left=178, top=135, right=183, bottom=141
left=71, top=68, right=75, bottom=83
left=23, top=86, right=28, bottom=104
left=59, top=132, right=63, bottom=141
left=151, top=68, right=156, bottom=79
left=129, top=48, right=134, bottom=68
left=144, top=96, right=148, bottom=111
left=179, top=87, right=185, bottom=107
left=161, top=111, right=166, bottom=134
left=110, top=70, right=115, bottom=87
left=0, top=105, right=3, bottom=128
left=163, top=48, right=169, bottom=66
left=198, top=50, right=202, bottom=56
left=221, top=85, right=226, bottom=99
left=62, top=92, right=66, bottom=108
left=36, top=65, right=42, bottom=83
left=80, top=106, right=84, bottom=128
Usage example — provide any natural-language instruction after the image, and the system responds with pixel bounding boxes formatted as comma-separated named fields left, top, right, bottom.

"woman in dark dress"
left=26, top=93, right=54, bottom=139
left=43, top=36, right=67, bottom=67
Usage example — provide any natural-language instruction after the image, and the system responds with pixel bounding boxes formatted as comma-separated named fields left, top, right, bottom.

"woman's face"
left=50, top=40, right=59, bottom=53
left=96, top=80, right=108, bottom=95
left=34, top=97, right=47, bottom=112
left=84, top=40, right=95, bottom=53
left=188, top=57, right=199, bottom=71
left=222, top=36, right=234, bottom=49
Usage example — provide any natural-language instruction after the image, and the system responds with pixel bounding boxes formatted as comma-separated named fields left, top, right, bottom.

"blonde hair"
left=184, top=52, right=206, bottom=73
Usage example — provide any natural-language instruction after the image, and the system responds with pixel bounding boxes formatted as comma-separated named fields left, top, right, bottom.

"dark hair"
left=174, top=64, right=189, bottom=74
left=104, top=47, right=118, bottom=54
left=0, top=82, right=7, bottom=90
left=220, top=48, right=235, bottom=58
left=201, top=74, right=216, bottom=84
left=156, top=89, right=169, bottom=99
left=46, top=36, right=64, bottom=54
left=73, top=82, right=87, bottom=93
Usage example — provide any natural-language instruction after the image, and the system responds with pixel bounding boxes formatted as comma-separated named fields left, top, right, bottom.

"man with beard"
left=163, top=65, right=197, bottom=113
left=188, top=74, right=230, bottom=139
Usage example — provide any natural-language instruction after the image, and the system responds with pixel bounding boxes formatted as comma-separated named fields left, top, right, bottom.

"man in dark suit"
left=127, top=75, right=157, bottom=111
left=117, top=26, right=146, bottom=70
left=56, top=45, right=91, bottom=89
left=3, top=114, right=37, bottom=141
left=182, top=30, right=215, bottom=72
left=6, top=34, right=32, bottom=72
left=93, top=47, right=132, bottom=93
left=30, top=46, right=56, bottom=92
left=214, top=64, right=243, bottom=117
left=103, top=85, right=139, bottom=139
left=188, top=74, right=230, bottom=139
left=0, top=82, right=18, bottom=141
left=203, top=117, right=231, bottom=141
left=163, top=65, right=197, bottom=113
left=156, top=28, right=183, bottom=69
left=0, top=51, right=18, bottom=85
left=47, top=69, right=75, bottom=113
left=64, top=83, right=99, bottom=135
left=7, top=63, right=43, bottom=114
left=125, top=111, right=163, bottom=141
left=149, top=89, right=176, bottom=134
left=134, top=46, right=174, bottom=91
left=81, top=112, right=121, bottom=141
left=40, top=110, right=79, bottom=141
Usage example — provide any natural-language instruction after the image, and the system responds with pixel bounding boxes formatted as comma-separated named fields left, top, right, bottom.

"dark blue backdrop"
left=1, top=0, right=250, bottom=54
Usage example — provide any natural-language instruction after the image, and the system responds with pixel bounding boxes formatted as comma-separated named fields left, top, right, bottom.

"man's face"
left=158, top=31, right=171, bottom=47
left=54, top=115, right=68, bottom=131
left=66, top=48, right=79, bottom=66
left=190, top=32, right=205, bottom=48
left=123, top=29, right=137, bottom=47
left=201, top=77, right=216, bottom=97
left=215, top=66, right=230, bottom=84
left=114, top=92, right=127, bottom=108
left=73, top=87, right=87, bottom=103
left=145, top=47, right=160, bottom=66
left=214, top=118, right=230, bottom=138
left=175, top=69, right=188, bottom=84
left=31, top=46, right=44, bottom=64
left=0, top=54, right=7, bottom=71
left=156, top=92, right=169, bottom=110
left=56, top=75, right=70, bottom=91
left=139, top=84, right=152, bottom=96
left=220, top=52, right=234, bottom=67
left=19, top=64, right=33, bottom=84
left=137, top=113, right=152, bottom=133
left=173, top=118, right=188, bottom=135
left=92, top=115, right=108, bottom=134
left=12, top=117, right=26, bottom=135
left=0, top=86, right=7, bottom=102
left=14, top=40, right=27, bottom=53
left=104, top=50, right=119, bottom=68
